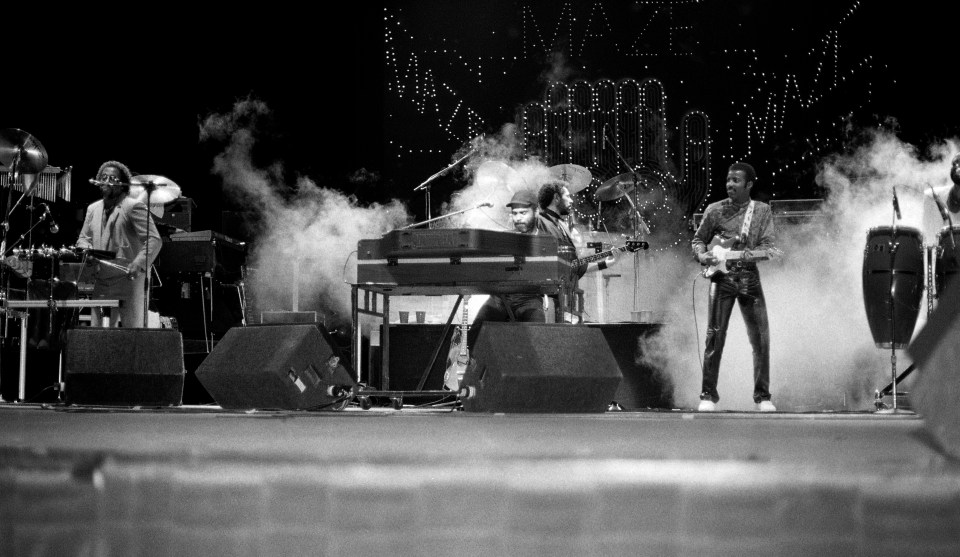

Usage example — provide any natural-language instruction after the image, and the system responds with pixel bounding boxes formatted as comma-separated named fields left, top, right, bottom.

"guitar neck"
left=458, top=298, right=470, bottom=356
left=722, top=250, right=769, bottom=262
left=576, top=245, right=629, bottom=266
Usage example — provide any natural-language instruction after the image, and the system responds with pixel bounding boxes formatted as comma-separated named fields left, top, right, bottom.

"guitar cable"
left=692, top=274, right=704, bottom=372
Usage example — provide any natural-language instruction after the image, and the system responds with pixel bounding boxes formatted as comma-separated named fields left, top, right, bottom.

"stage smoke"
left=440, top=124, right=553, bottom=230
left=631, top=129, right=960, bottom=411
left=200, top=98, right=410, bottom=328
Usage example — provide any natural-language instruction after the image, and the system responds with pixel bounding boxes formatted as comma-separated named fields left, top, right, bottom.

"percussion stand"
left=876, top=208, right=912, bottom=413
left=0, top=152, right=39, bottom=401
left=879, top=237, right=905, bottom=413
left=875, top=211, right=960, bottom=409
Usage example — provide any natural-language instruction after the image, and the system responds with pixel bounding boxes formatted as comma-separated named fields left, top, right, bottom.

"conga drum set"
left=862, top=221, right=960, bottom=411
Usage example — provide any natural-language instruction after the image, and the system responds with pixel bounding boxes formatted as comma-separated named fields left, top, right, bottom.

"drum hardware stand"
left=0, top=130, right=48, bottom=403
left=601, top=127, right=651, bottom=315
left=413, top=143, right=480, bottom=229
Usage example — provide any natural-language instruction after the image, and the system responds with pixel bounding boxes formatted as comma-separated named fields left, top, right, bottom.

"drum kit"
left=862, top=217, right=960, bottom=411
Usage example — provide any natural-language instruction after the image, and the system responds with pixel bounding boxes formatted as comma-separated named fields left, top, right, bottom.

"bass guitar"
left=573, top=239, right=648, bottom=267
left=701, top=236, right=781, bottom=278
left=443, top=295, right=470, bottom=391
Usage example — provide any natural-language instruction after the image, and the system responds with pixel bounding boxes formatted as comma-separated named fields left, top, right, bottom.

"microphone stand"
left=401, top=202, right=492, bottom=229
left=414, top=147, right=478, bottom=229
left=602, top=130, right=648, bottom=313
left=141, top=182, right=156, bottom=328
left=5, top=207, right=54, bottom=255
left=878, top=192, right=905, bottom=413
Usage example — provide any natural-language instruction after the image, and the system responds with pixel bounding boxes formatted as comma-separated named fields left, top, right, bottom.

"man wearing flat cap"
left=465, top=189, right=547, bottom=350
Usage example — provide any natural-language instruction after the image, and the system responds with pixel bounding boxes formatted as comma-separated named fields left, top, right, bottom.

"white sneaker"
left=697, top=400, right=717, bottom=412
left=756, top=400, right=777, bottom=412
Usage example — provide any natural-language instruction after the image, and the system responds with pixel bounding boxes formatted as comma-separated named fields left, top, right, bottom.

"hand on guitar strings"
left=698, top=251, right=719, bottom=266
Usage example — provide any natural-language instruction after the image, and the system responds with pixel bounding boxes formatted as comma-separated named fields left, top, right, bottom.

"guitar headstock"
left=625, top=239, right=649, bottom=252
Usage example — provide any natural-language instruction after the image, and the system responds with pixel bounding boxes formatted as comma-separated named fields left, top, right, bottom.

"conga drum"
left=935, top=225, right=960, bottom=296
left=862, top=226, right=924, bottom=348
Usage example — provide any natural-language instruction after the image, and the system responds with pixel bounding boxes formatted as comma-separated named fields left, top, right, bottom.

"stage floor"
left=2, top=402, right=959, bottom=556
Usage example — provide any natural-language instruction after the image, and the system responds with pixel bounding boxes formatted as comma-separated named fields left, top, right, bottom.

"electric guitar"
left=701, top=236, right=781, bottom=278
left=443, top=295, right=470, bottom=391
left=573, top=239, right=648, bottom=267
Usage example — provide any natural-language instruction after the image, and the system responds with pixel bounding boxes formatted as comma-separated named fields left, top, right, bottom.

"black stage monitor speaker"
left=460, top=322, right=622, bottom=413
left=195, top=324, right=356, bottom=410
left=64, top=328, right=185, bottom=406
left=909, top=276, right=960, bottom=459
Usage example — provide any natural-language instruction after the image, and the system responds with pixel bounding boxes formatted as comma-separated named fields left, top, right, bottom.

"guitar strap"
left=739, top=200, right=755, bottom=245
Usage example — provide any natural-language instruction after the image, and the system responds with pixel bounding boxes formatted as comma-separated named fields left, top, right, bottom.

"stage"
left=2, top=402, right=959, bottom=556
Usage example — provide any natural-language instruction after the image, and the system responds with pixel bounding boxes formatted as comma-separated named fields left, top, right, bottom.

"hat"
left=506, top=189, right=538, bottom=208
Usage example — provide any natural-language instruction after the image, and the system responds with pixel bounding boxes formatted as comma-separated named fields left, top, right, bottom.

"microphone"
left=89, top=178, right=106, bottom=186
left=930, top=185, right=950, bottom=222
left=40, top=203, right=59, bottom=234
left=601, top=124, right=610, bottom=149
left=892, top=186, right=902, bottom=220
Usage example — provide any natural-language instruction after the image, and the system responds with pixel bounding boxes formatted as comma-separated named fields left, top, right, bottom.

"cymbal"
left=548, top=164, right=592, bottom=194
left=475, top=160, right=524, bottom=192
left=0, top=128, right=48, bottom=174
left=594, top=172, right=643, bottom=202
left=130, top=174, right=182, bottom=205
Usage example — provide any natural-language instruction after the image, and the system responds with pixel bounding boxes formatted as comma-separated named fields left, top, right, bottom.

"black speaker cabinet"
left=460, top=323, right=622, bottom=413
left=64, top=328, right=185, bottom=406
left=195, top=324, right=356, bottom=410
left=586, top=323, right=674, bottom=409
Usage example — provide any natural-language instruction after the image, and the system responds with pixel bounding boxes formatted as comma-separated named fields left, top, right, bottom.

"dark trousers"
left=467, top=295, right=545, bottom=351
left=700, top=268, right=771, bottom=403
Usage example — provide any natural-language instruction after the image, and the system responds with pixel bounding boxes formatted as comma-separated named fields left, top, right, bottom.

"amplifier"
left=158, top=230, right=247, bottom=280
left=156, top=197, right=194, bottom=232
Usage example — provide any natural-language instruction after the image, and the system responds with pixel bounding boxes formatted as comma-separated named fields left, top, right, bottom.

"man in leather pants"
left=691, top=162, right=779, bottom=412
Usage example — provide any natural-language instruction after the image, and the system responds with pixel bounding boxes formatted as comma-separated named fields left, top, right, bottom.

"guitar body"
left=701, top=236, right=780, bottom=278
left=702, top=236, right=738, bottom=278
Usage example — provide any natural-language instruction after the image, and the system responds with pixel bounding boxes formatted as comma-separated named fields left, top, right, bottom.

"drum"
left=862, top=226, right=924, bottom=349
left=936, top=225, right=960, bottom=296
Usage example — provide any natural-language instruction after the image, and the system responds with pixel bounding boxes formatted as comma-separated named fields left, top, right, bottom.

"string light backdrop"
left=384, top=0, right=892, bottom=215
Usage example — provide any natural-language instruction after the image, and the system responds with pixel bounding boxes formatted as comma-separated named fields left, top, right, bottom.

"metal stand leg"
left=351, top=285, right=360, bottom=384
left=199, top=274, right=211, bottom=353
left=18, top=312, right=28, bottom=401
